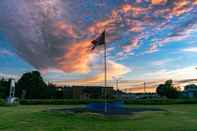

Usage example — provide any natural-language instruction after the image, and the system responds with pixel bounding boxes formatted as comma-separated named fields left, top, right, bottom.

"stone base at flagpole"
left=86, top=100, right=124, bottom=114
left=49, top=100, right=164, bottom=116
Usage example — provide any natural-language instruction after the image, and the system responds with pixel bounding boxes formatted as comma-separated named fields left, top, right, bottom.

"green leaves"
left=156, top=80, right=180, bottom=99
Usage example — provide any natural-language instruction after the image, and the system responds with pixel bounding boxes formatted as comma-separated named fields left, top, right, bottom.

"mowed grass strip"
left=0, top=105, right=197, bottom=131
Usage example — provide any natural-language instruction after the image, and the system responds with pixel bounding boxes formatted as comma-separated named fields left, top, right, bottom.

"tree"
left=156, top=80, right=179, bottom=98
left=156, top=84, right=165, bottom=97
left=184, top=84, right=197, bottom=90
left=47, top=83, right=65, bottom=99
left=0, top=79, right=10, bottom=98
left=46, top=83, right=58, bottom=99
left=15, top=71, right=47, bottom=99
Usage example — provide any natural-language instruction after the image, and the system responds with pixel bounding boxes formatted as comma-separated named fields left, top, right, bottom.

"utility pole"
left=113, top=77, right=121, bottom=91
left=116, top=79, right=118, bottom=91
left=113, top=77, right=122, bottom=98
left=144, top=82, right=146, bottom=94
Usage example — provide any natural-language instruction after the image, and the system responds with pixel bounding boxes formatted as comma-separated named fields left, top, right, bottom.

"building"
left=63, top=86, right=114, bottom=99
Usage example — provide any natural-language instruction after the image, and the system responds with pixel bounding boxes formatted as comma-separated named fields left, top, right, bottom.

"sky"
left=1, top=0, right=197, bottom=88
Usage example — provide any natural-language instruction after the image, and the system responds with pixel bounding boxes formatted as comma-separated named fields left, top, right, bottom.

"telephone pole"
left=144, top=82, right=146, bottom=94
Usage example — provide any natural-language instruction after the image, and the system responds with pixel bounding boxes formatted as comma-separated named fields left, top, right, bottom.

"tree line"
left=156, top=80, right=180, bottom=98
left=0, top=71, right=197, bottom=99
left=0, top=71, right=114, bottom=99
left=0, top=71, right=62, bottom=99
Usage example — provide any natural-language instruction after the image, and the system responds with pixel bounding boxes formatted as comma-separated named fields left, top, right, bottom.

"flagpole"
left=104, top=31, right=107, bottom=113
left=90, top=30, right=107, bottom=112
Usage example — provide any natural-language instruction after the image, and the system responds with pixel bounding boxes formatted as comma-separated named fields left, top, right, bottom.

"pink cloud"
left=159, top=35, right=188, bottom=45
left=146, top=43, right=159, bottom=53
left=122, top=37, right=140, bottom=53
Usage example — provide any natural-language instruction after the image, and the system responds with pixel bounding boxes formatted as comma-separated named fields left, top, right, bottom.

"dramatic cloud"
left=54, top=21, right=79, bottom=39
left=57, top=40, right=92, bottom=73
left=0, top=0, right=197, bottom=81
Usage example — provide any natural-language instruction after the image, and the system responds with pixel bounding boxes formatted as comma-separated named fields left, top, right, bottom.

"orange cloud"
left=128, top=20, right=144, bottom=32
left=87, top=3, right=148, bottom=36
left=54, top=21, right=78, bottom=38
left=129, top=26, right=143, bottom=32
left=192, top=0, right=197, bottom=5
left=151, top=0, right=167, bottom=5
left=126, top=86, right=156, bottom=93
left=57, top=40, right=92, bottom=73
left=121, top=4, right=132, bottom=13
left=87, top=19, right=115, bottom=35
left=171, top=0, right=191, bottom=16
left=151, top=0, right=192, bottom=18
left=121, top=4, right=148, bottom=14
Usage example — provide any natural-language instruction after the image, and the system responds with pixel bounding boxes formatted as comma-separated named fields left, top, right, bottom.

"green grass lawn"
left=1, top=105, right=197, bottom=131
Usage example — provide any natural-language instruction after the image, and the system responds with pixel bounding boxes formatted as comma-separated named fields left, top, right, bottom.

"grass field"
left=1, top=105, right=197, bottom=131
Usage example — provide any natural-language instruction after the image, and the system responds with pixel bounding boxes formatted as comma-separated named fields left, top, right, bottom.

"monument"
left=6, top=79, right=18, bottom=104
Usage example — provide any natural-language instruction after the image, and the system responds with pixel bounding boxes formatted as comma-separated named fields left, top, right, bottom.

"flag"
left=91, top=31, right=106, bottom=50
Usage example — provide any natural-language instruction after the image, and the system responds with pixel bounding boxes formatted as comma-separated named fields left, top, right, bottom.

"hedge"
left=19, top=99, right=113, bottom=105
left=0, top=99, right=5, bottom=106
left=19, top=99, right=197, bottom=105
left=124, top=99, right=197, bottom=105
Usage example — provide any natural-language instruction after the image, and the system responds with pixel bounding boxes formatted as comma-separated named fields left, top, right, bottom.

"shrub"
left=19, top=99, right=113, bottom=105
left=0, top=99, right=5, bottom=106
left=124, top=99, right=197, bottom=105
